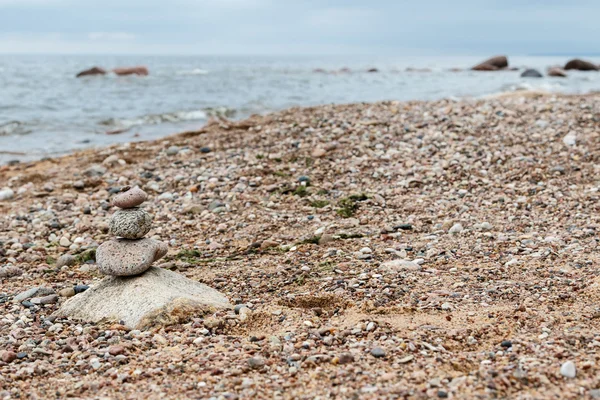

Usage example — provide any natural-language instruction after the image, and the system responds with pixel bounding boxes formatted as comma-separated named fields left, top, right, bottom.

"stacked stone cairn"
left=56, top=185, right=231, bottom=329
left=96, top=186, right=168, bottom=276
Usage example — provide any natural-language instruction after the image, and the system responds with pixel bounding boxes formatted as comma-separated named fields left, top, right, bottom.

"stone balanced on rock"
left=55, top=186, right=231, bottom=329
left=98, top=186, right=167, bottom=276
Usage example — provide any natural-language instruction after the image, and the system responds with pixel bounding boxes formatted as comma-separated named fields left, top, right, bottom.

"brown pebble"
left=108, top=345, right=125, bottom=356
left=1, top=351, right=17, bottom=363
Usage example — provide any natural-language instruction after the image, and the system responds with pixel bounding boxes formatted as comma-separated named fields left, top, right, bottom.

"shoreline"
left=0, top=88, right=589, bottom=168
left=1, top=93, right=600, bottom=398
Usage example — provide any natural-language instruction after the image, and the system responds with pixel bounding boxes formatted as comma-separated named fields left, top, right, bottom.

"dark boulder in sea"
left=547, top=67, right=567, bottom=77
left=521, top=69, right=543, bottom=78
left=112, top=66, right=149, bottom=76
left=367, top=68, right=379, bottom=73
left=564, top=59, right=598, bottom=71
left=471, top=56, right=509, bottom=71
left=313, top=68, right=327, bottom=73
left=76, top=66, right=107, bottom=78
left=338, top=67, right=351, bottom=73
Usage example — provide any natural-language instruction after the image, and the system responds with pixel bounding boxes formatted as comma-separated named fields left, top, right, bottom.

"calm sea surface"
left=1, top=54, right=600, bottom=164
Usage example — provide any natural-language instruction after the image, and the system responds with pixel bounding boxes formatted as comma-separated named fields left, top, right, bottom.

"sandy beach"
left=1, top=92, right=600, bottom=399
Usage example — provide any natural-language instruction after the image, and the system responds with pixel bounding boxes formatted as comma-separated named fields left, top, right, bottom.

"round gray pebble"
left=109, top=208, right=152, bottom=239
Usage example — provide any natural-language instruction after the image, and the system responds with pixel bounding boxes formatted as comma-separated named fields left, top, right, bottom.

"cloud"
left=0, top=1, right=599, bottom=55
left=88, top=32, right=137, bottom=41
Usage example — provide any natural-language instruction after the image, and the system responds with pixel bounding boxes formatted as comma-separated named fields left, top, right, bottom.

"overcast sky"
left=0, top=0, right=598, bottom=55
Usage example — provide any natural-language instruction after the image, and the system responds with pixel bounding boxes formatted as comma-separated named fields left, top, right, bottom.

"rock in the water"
left=547, top=67, right=567, bottom=77
left=564, top=59, right=598, bottom=71
left=521, top=69, right=542, bottom=78
left=112, top=186, right=148, bottom=209
left=472, top=56, right=508, bottom=71
left=76, top=66, right=106, bottom=78
left=54, top=267, right=231, bottom=329
left=109, top=208, right=152, bottom=239
left=560, top=361, right=576, bottom=378
left=112, top=66, right=149, bottom=76
left=96, top=238, right=167, bottom=276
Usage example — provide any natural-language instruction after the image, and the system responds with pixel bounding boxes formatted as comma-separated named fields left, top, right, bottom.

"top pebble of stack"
left=112, top=186, right=148, bottom=209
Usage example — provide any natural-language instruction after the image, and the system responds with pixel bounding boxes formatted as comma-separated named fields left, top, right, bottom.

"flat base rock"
left=54, top=267, right=231, bottom=329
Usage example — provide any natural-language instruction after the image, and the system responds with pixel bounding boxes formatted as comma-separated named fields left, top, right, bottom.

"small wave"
left=99, top=107, right=235, bottom=129
left=176, top=68, right=209, bottom=76
left=0, top=120, right=32, bottom=136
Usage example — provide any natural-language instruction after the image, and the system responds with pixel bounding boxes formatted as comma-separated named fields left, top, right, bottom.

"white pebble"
left=449, top=223, right=463, bottom=234
left=560, top=361, right=576, bottom=378
left=0, top=188, right=14, bottom=201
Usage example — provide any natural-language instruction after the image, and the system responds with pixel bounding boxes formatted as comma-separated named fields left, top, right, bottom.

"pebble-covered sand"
left=1, top=92, right=600, bottom=399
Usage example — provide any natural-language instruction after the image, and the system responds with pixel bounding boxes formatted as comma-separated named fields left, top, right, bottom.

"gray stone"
left=371, top=347, right=386, bottom=358
left=112, top=186, right=148, bottom=209
left=208, top=200, right=225, bottom=211
left=97, top=238, right=167, bottom=276
left=56, top=254, right=76, bottom=268
left=247, top=357, right=265, bottom=369
left=0, top=266, right=22, bottom=278
left=13, top=287, right=50, bottom=303
left=54, top=267, right=231, bottom=330
left=521, top=68, right=543, bottom=78
left=83, top=165, right=106, bottom=177
left=31, top=294, right=59, bottom=305
left=109, top=208, right=152, bottom=239
left=166, top=146, right=180, bottom=156
left=449, top=223, right=463, bottom=234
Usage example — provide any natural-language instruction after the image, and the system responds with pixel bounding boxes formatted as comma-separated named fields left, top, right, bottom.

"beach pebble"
left=157, top=192, right=174, bottom=201
left=90, top=358, right=101, bottom=370
left=30, top=294, right=58, bottom=305
left=112, top=186, right=148, bottom=209
left=371, top=347, right=386, bottom=358
left=83, top=164, right=106, bottom=177
left=13, top=287, right=54, bottom=302
left=247, top=357, right=265, bottom=369
left=449, top=223, right=463, bottom=234
left=96, top=238, right=168, bottom=276
left=560, top=361, right=576, bottom=378
left=166, top=146, right=180, bottom=156
left=59, top=237, right=71, bottom=247
left=1, top=351, right=17, bottom=363
left=0, top=266, right=23, bottom=278
left=380, top=259, right=422, bottom=272
left=0, top=188, right=15, bottom=201
left=338, top=353, right=354, bottom=364
left=59, top=287, right=75, bottom=298
left=56, top=254, right=76, bottom=268
left=108, top=345, right=126, bottom=356
left=109, top=208, right=153, bottom=239
left=74, top=285, right=90, bottom=294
